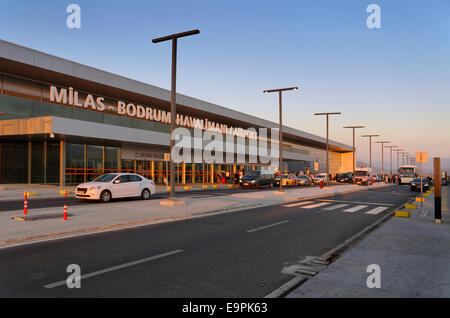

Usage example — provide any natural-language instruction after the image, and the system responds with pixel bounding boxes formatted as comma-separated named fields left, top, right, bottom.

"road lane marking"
left=323, top=204, right=349, bottom=211
left=365, top=206, right=389, bottom=215
left=300, top=202, right=330, bottom=209
left=246, top=220, right=290, bottom=233
left=43, top=249, right=183, bottom=289
left=283, top=201, right=313, bottom=207
left=343, top=205, right=368, bottom=212
left=319, top=199, right=394, bottom=206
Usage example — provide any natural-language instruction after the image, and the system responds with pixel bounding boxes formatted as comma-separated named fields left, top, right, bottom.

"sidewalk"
left=0, top=183, right=234, bottom=201
left=287, top=186, right=450, bottom=298
left=0, top=183, right=391, bottom=248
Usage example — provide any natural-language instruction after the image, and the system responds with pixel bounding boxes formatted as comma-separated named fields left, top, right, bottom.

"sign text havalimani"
left=49, top=85, right=257, bottom=140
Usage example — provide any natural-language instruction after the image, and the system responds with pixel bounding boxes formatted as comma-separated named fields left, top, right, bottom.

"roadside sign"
left=314, top=162, right=319, bottom=171
left=164, top=153, right=171, bottom=161
left=415, top=152, right=428, bottom=163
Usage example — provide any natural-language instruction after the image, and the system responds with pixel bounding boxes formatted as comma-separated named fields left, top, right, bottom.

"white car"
left=75, top=173, right=156, bottom=202
left=313, top=173, right=328, bottom=184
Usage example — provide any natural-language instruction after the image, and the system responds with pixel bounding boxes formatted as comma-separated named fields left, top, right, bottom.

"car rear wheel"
left=141, top=188, right=151, bottom=200
left=99, top=190, right=111, bottom=203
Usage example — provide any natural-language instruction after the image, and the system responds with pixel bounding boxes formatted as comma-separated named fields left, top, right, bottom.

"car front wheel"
left=99, top=190, right=112, bottom=203
left=141, top=188, right=151, bottom=200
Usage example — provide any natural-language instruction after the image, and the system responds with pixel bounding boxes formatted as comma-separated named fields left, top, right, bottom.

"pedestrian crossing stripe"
left=343, top=205, right=368, bottom=212
left=282, top=201, right=391, bottom=215
left=323, top=203, right=349, bottom=211
left=283, top=201, right=314, bottom=207
left=301, top=202, right=330, bottom=209
left=365, top=206, right=389, bottom=215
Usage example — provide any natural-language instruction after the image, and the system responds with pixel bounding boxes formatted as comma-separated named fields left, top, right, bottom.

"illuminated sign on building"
left=49, top=86, right=258, bottom=140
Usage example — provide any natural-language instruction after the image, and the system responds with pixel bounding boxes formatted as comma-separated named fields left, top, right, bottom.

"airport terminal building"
left=0, top=40, right=353, bottom=186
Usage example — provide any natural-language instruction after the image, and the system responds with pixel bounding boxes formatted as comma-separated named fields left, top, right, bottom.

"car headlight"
left=89, top=186, right=101, bottom=190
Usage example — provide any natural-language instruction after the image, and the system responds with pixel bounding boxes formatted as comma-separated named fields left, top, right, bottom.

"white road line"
left=246, top=220, right=290, bottom=233
left=318, top=199, right=394, bottom=206
left=323, top=204, right=349, bottom=211
left=365, top=206, right=389, bottom=215
left=343, top=205, right=368, bottom=212
left=43, top=249, right=183, bottom=289
left=300, top=202, right=330, bottom=209
left=283, top=201, right=313, bottom=207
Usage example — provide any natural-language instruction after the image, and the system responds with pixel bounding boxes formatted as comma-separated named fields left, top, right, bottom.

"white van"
left=354, top=167, right=374, bottom=185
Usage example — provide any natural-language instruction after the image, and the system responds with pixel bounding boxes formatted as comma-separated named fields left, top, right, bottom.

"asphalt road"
left=0, top=185, right=415, bottom=297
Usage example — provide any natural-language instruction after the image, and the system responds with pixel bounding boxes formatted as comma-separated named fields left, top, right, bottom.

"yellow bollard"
left=405, top=204, right=417, bottom=210
left=415, top=197, right=424, bottom=202
left=395, top=210, right=410, bottom=218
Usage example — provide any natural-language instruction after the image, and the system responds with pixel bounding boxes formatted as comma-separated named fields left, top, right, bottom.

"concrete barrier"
left=395, top=210, right=410, bottom=218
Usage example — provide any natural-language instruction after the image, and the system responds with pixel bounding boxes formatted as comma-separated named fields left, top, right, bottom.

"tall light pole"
left=385, top=145, right=398, bottom=176
left=375, top=141, right=390, bottom=179
left=393, top=148, right=404, bottom=172
left=343, top=125, right=365, bottom=178
left=361, top=134, right=379, bottom=168
left=263, top=86, right=299, bottom=193
left=400, top=152, right=407, bottom=165
left=152, top=29, right=199, bottom=205
left=315, top=112, right=341, bottom=186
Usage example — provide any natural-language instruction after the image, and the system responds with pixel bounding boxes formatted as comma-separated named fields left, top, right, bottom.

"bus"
left=398, top=165, right=417, bottom=185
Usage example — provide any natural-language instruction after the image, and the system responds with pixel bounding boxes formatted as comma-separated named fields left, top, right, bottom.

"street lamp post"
left=343, top=125, right=365, bottom=179
left=385, top=145, right=398, bottom=176
left=361, top=134, right=379, bottom=168
left=375, top=141, right=390, bottom=180
left=400, top=152, right=407, bottom=166
left=263, top=87, right=299, bottom=193
left=393, top=148, right=404, bottom=172
left=152, top=29, right=199, bottom=205
left=314, top=112, right=342, bottom=186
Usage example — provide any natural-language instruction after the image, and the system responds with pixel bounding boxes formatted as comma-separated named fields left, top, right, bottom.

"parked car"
left=337, top=172, right=353, bottom=183
left=75, top=173, right=156, bottom=202
left=296, top=174, right=312, bottom=186
left=239, top=170, right=275, bottom=188
left=313, top=173, right=328, bottom=185
left=275, top=174, right=297, bottom=187
left=410, top=178, right=429, bottom=192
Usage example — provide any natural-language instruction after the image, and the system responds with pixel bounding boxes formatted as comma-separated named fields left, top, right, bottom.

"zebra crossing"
left=282, top=199, right=391, bottom=215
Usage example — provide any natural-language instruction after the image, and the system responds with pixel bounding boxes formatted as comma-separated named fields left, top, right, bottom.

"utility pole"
left=315, top=112, right=342, bottom=186
left=375, top=141, right=390, bottom=180
left=343, top=126, right=365, bottom=179
left=361, top=134, right=379, bottom=168
left=393, top=148, right=404, bottom=172
left=263, top=86, right=299, bottom=193
left=385, top=145, right=398, bottom=176
left=152, top=29, right=199, bottom=206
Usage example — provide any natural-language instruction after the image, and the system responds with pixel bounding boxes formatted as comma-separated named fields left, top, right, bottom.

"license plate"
left=244, top=183, right=249, bottom=186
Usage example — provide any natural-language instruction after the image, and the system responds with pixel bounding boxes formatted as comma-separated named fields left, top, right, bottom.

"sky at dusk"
left=0, top=0, right=448, bottom=171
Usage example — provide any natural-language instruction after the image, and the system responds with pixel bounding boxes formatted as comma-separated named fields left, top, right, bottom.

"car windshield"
left=245, top=171, right=260, bottom=177
left=413, top=178, right=428, bottom=183
left=355, top=171, right=368, bottom=176
left=316, top=175, right=325, bottom=178
left=93, top=174, right=117, bottom=182
left=298, top=175, right=308, bottom=179
left=281, top=175, right=290, bottom=179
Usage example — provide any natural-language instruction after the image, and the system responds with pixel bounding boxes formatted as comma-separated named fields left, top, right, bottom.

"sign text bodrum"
left=49, top=85, right=258, bottom=140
